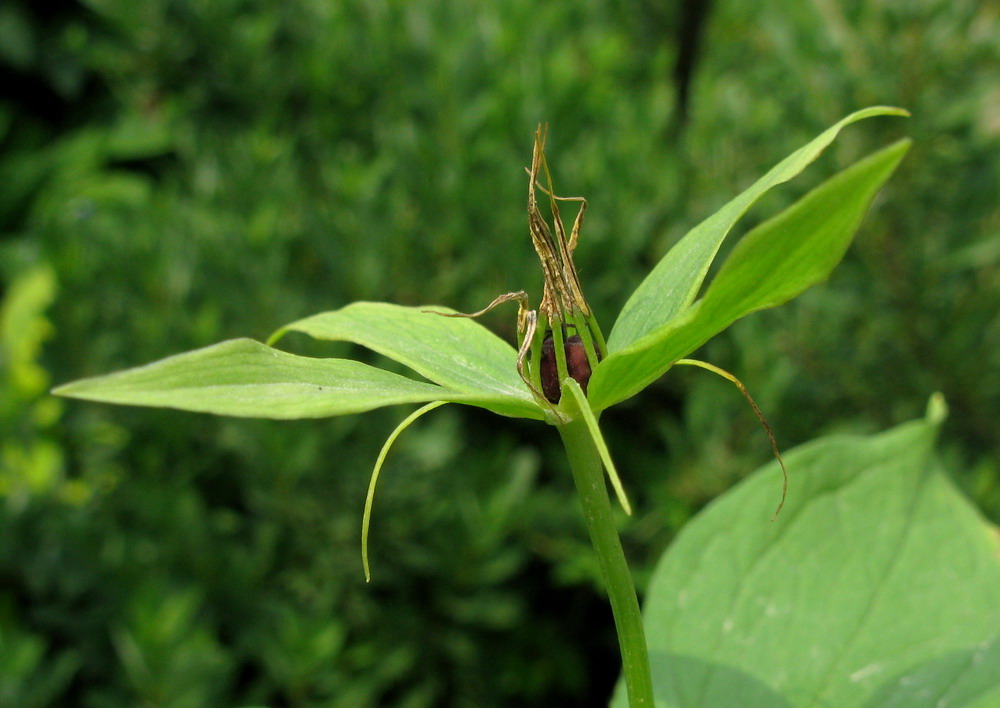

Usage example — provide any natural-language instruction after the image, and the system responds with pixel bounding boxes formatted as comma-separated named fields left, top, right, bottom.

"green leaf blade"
left=272, top=302, right=534, bottom=409
left=612, top=411, right=1000, bottom=707
left=590, top=138, right=911, bottom=411
left=607, top=106, right=909, bottom=354
left=53, top=338, right=534, bottom=419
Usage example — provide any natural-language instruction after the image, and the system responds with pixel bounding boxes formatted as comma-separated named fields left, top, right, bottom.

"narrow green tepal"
left=52, top=338, right=510, bottom=419
left=589, top=137, right=911, bottom=411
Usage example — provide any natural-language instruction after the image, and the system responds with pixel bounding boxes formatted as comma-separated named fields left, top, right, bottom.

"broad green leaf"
left=611, top=403, right=1000, bottom=707
left=52, top=338, right=529, bottom=419
left=608, top=106, right=908, bottom=353
left=590, top=138, right=911, bottom=411
left=866, top=635, right=1000, bottom=708
left=271, top=302, right=538, bottom=418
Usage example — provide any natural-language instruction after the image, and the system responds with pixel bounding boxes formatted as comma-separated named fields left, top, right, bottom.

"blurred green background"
left=1, top=1, right=997, bottom=706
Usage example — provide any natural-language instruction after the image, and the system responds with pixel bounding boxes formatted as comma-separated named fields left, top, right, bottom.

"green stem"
left=557, top=417, right=654, bottom=707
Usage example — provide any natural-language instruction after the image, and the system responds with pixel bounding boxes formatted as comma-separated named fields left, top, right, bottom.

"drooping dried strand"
left=422, top=291, right=541, bottom=402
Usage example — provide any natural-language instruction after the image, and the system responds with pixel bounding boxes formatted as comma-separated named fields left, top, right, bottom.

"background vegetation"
left=2, top=0, right=997, bottom=706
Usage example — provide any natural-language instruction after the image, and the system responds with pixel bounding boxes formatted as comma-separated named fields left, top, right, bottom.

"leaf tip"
left=50, top=379, right=92, bottom=400
left=926, top=392, right=948, bottom=426
left=877, top=105, right=911, bottom=118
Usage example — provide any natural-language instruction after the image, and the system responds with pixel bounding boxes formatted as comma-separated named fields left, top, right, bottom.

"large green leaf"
left=271, top=302, right=539, bottom=418
left=52, top=338, right=529, bottom=419
left=607, top=106, right=908, bottom=354
left=589, top=138, right=911, bottom=411
left=611, top=402, right=1000, bottom=708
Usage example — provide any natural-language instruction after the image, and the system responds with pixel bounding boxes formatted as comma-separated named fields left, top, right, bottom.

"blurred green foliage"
left=1, top=0, right=997, bottom=706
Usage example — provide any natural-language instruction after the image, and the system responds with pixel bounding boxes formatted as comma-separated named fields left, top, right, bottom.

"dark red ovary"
left=539, top=333, right=592, bottom=403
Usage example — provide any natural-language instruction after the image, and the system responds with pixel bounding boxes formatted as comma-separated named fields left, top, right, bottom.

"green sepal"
left=271, top=302, right=541, bottom=419
left=608, top=106, right=909, bottom=353
left=590, top=137, right=911, bottom=411
left=53, top=339, right=517, bottom=419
